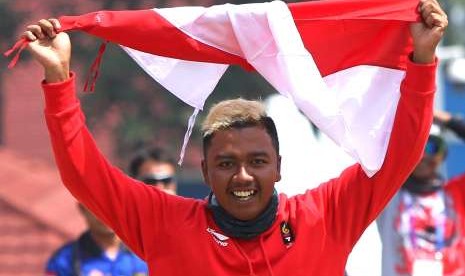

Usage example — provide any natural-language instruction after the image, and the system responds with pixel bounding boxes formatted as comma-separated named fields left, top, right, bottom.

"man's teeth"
left=232, top=190, right=256, bottom=198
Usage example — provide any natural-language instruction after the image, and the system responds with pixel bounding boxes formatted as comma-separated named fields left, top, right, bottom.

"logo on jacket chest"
left=207, top=228, right=230, bottom=247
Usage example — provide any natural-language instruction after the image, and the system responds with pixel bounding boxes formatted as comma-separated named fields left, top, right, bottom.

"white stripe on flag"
left=323, top=65, right=403, bottom=175
left=122, top=47, right=228, bottom=109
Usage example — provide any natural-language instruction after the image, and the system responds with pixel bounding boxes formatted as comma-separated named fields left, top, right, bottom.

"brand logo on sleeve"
left=207, top=227, right=229, bottom=247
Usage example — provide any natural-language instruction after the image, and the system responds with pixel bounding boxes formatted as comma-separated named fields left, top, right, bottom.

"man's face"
left=411, top=136, right=445, bottom=181
left=137, top=160, right=177, bottom=195
left=411, top=153, right=443, bottom=181
left=201, top=126, right=281, bottom=221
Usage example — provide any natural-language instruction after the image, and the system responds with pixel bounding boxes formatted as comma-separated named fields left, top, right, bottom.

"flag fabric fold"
left=8, top=0, right=421, bottom=176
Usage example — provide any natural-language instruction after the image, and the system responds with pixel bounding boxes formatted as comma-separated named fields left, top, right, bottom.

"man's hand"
left=411, top=0, right=448, bottom=64
left=23, top=19, right=71, bottom=83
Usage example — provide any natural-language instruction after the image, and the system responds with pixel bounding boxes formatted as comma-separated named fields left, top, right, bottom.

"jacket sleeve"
left=296, top=56, right=436, bottom=251
left=42, top=73, right=196, bottom=259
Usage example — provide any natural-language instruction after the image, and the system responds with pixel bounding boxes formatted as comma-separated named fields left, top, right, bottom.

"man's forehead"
left=211, top=125, right=270, bottom=141
left=208, top=127, right=274, bottom=152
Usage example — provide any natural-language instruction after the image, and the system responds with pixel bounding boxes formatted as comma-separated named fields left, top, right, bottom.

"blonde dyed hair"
left=201, top=98, right=267, bottom=137
left=201, top=98, right=279, bottom=156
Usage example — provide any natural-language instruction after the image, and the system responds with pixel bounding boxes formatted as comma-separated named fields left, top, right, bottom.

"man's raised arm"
left=299, top=0, right=448, bottom=250
left=23, top=19, right=191, bottom=260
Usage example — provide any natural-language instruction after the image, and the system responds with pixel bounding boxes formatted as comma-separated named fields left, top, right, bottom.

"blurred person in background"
left=45, top=148, right=177, bottom=275
left=45, top=203, right=149, bottom=276
left=378, top=110, right=465, bottom=276
left=128, top=147, right=178, bottom=195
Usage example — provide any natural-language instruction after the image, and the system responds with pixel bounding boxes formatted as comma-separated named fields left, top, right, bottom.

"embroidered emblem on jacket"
left=281, top=221, right=294, bottom=247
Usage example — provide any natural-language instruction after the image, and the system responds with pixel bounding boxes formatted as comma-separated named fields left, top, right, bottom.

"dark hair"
left=202, top=116, right=280, bottom=158
left=128, top=147, right=176, bottom=177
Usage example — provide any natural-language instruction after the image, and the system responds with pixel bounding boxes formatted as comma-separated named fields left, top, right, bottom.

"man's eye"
left=218, top=161, right=233, bottom=168
left=251, top=159, right=267, bottom=165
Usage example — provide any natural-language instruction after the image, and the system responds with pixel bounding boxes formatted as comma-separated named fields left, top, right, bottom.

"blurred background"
left=0, top=0, right=463, bottom=275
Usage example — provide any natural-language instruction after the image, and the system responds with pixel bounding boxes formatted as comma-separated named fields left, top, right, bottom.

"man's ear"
left=276, top=155, right=282, bottom=182
left=201, top=159, right=211, bottom=187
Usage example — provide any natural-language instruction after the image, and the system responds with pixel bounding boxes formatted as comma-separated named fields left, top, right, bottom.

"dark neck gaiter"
left=207, top=189, right=279, bottom=239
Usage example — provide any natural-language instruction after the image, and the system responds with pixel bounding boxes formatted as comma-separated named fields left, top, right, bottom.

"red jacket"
left=42, top=57, right=436, bottom=276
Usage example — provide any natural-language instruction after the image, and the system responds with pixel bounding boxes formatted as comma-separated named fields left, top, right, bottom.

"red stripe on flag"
left=288, top=0, right=418, bottom=76
left=288, top=0, right=419, bottom=21
left=8, top=0, right=417, bottom=75
left=59, top=10, right=253, bottom=70
left=294, top=20, right=412, bottom=76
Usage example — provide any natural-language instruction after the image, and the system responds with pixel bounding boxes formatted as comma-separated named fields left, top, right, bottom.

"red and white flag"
left=7, top=0, right=420, bottom=176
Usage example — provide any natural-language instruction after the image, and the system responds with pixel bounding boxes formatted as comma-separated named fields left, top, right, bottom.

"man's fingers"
left=433, top=13, right=448, bottom=29
left=22, top=30, right=37, bottom=41
left=38, top=19, right=56, bottom=38
left=420, top=0, right=441, bottom=15
left=420, top=0, right=446, bottom=22
left=424, top=13, right=435, bottom=28
left=432, top=24, right=447, bottom=37
left=425, top=13, right=448, bottom=29
left=25, top=19, right=60, bottom=41
left=418, top=0, right=447, bottom=29
left=48, top=18, right=61, bottom=32
left=26, top=25, right=45, bottom=40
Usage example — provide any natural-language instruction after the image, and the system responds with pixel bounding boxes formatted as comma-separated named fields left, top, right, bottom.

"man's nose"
left=234, top=165, right=254, bottom=183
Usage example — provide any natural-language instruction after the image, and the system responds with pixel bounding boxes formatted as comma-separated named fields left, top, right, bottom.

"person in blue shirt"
left=45, top=203, right=149, bottom=276
left=46, top=147, right=177, bottom=276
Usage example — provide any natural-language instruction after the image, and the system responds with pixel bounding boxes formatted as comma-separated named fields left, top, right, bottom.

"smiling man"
left=200, top=100, right=282, bottom=238
left=22, top=0, right=447, bottom=275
